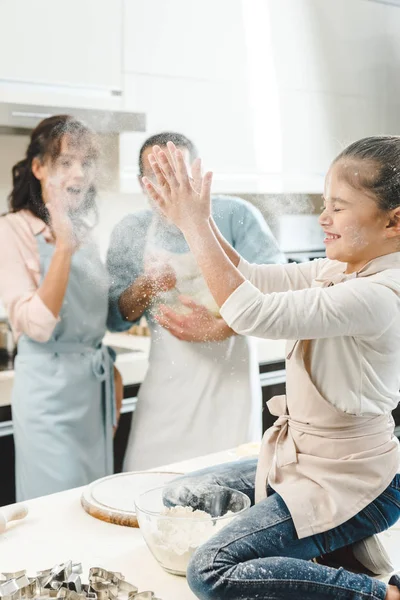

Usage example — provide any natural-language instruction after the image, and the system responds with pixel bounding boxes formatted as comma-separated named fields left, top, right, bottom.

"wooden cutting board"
left=81, top=471, right=182, bottom=527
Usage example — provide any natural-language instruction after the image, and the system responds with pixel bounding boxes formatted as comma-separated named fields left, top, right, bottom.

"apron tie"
left=270, top=415, right=298, bottom=467
left=266, top=395, right=298, bottom=468
left=91, top=345, right=117, bottom=429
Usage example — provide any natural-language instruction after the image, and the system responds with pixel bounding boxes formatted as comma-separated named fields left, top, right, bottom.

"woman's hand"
left=46, top=182, right=76, bottom=252
left=142, top=142, right=213, bottom=234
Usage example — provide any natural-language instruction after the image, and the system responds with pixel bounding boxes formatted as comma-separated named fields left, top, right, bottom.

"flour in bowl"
left=145, top=505, right=235, bottom=574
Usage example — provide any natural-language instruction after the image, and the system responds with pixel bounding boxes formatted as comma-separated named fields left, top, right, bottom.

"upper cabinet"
left=0, top=0, right=122, bottom=109
left=119, top=72, right=257, bottom=193
left=123, top=0, right=247, bottom=83
left=269, top=0, right=386, bottom=98
left=121, top=0, right=254, bottom=193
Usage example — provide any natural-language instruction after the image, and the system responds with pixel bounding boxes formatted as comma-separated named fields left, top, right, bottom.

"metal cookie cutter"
left=88, top=569, right=138, bottom=598
left=0, top=574, right=31, bottom=600
left=130, top=594, right=162, bottom=600
left=0, top=563, right=161, bottom=600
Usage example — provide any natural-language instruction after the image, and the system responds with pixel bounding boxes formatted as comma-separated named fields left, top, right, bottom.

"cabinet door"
left=123, top=0, right=247, bottom=82
left=120, top=73, right=256, bottom=190
left=0, top=0, right=122, bottom=91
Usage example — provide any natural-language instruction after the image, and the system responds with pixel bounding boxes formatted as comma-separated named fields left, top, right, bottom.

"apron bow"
left=266, top=395, right=298, bottom=468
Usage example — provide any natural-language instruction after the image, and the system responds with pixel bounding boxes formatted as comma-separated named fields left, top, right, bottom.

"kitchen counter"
left=0, top=334, right=287, bottom=408
left=0, top=448, right=399, bottom=598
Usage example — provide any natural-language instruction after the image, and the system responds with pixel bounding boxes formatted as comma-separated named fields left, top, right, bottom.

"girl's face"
left=33, top=134, right=97, bottom=211
left=320, top=161, right=400, bottom=273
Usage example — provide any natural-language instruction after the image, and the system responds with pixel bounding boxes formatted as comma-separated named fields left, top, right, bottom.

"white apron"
left=123, top=217, right=261, bottom=471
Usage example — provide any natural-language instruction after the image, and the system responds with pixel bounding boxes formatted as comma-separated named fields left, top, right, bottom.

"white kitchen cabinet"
left=279, top=89, right=385, bottom=184
left=268, top=0, right=386, bottom=98
left=123, top=0, right=247, bottom=82
left=0, top=0, right=122, bottom=108
left=120, top=72, right=257, bottom=192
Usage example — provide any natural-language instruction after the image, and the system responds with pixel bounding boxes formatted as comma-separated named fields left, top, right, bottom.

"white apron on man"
left=123, top=216, right=261, bottom=471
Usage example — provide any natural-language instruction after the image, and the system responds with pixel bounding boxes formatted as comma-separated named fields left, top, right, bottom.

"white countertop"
left=0, top=334, right=287, bottom=408
left=0, top=449, right=399, bottom=598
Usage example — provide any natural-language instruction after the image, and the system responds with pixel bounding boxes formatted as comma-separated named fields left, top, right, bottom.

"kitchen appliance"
left=275, top=214, right=326, bottom=263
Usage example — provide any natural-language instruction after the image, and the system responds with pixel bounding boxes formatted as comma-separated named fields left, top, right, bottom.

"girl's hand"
left=142, top=141, right=213, bottom=233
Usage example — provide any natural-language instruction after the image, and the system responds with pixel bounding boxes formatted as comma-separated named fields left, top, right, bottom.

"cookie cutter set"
left=0, top=562, right=161, bottom=600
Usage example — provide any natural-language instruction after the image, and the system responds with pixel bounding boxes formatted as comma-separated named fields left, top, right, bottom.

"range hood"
left=0, top=102, right=146, bottom=135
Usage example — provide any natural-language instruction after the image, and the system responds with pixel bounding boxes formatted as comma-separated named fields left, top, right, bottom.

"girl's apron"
left=255, top=277, right=400, bottom=539
left=123, top=217, right=261, bottom=471
left=12, top=233, right=115, bottom=502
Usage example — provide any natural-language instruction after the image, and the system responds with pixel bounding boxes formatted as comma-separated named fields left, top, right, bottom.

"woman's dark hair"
left=8, top=115, right=99, bottom=223
left=334, top=136, right=400, bottom=212
left=138, top=131, right=198, bottom=176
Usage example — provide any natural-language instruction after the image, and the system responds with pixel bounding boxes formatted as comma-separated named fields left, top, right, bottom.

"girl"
left=0, top=115, right=122, bottom=502
left=143, top=137, right=400, bottom=600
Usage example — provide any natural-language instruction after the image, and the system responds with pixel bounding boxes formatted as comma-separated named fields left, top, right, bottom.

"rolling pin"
left=0, top=504, right=28, bottom=533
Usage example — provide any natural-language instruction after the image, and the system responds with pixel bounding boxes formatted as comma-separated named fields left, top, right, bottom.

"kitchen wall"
left=0, top=134, right=28, bottom=213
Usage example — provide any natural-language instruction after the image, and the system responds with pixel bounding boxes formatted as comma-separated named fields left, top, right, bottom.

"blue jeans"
left=168, top=458, right=400, bottom=600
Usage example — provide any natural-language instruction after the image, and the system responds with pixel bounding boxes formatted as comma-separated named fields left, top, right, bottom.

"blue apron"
left=12, top=233, right=115, bottom=501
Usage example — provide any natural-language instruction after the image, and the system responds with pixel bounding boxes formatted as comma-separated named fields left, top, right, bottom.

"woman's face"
left=33, top=135, right=98, bottom=211
left=320, top=161, right=398, bottom=272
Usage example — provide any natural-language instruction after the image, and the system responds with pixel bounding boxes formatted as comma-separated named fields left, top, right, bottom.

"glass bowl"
left=135, top=484, right=250, bottom=576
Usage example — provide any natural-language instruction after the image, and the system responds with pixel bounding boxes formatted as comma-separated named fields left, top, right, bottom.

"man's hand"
left=155, top=296, right=234, bottom=342
left=118, top=264, right=177, bottom=323
left=145, top=261, right=177, bottom=294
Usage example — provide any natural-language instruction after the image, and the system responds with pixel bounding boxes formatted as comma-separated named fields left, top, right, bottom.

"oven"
left=275, top=214, right=326, bottom=262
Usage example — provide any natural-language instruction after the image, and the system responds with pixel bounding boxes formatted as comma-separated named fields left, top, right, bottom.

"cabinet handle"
left=121, top=397, right=137, bottom=414
left=0, top=421, right=13, bottom=437
left=259, top=370, right=286, bottom=387
left=11, top=111, right=52, bottom=119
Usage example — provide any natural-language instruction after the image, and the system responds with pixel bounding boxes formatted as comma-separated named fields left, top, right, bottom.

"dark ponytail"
left=8, top=114, right=98, bottom=223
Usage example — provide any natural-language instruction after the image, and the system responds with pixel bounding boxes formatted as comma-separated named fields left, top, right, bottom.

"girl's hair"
left=334, top=136, right=400, bottom=212
left=8, top=115, right=99, bottom=223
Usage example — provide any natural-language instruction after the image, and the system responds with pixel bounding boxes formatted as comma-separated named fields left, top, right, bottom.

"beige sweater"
left=220, top=253, right=400, bottom=416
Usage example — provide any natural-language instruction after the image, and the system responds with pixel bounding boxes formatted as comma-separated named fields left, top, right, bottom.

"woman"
left=0, top=115, right=122, bottom=502
left=143, top=138, right=400, bottom=600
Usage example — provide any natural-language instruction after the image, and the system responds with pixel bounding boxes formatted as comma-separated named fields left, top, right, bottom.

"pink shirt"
left=0, top=210, right=58, bottom=343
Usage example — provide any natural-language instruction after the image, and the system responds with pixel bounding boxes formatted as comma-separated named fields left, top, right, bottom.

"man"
left=107, top=131, right=285, bottom=470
